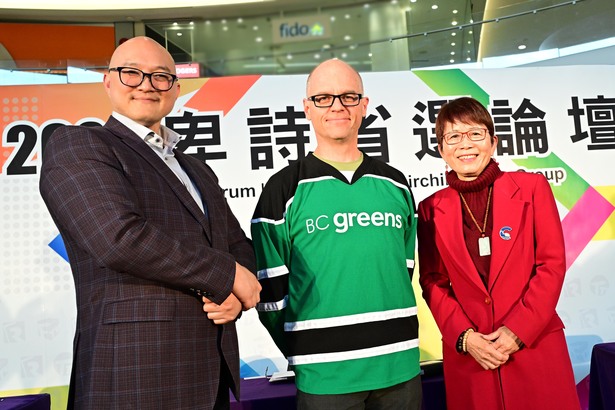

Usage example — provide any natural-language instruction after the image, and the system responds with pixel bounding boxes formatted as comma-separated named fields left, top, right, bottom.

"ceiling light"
left=518, top=44, right=527, bottom=50
left=345, top=14, right=351, bottom=19
left=466, top=57, right=471, bottom=61
left=205, top=20, right=211, bottom=25
left=341, top=52, right=348, bottom=58
left=190, top=21, right=194, bottom=25
left=14, top=0, right=268, bottom=11
left=410, top=0, right=417, bottom=3
left=173, top=22, right=178, bottom=26
left=431, top=5, right=438, bottom=10
left=364, top=4, right=370, bottom=9
left=253, top=25, right=258, bottom=30
left=237, top=18, right=243, bottom=23
left=177, top=32, right=182, bottom=36
left=314, top=53, right=321, bottom=59
left=453, top=10, right=458, bottom=14
left=451, top=32, right=456, bottom=36
left=255, top=37, right=262, bottom=42
left=344, top=35, right=352, bottom=41
left=450, top=51, right=455, bottom=55
left=451, top=42, right=455, bottom=46
left=451, top=21, right=458, bottom=26
left=450, top=59, right=455, bottom=63
left=221, top=19, right=227, bottom=24
left=222, top=26, right=228, bottom=31
left=287, top=54, right=293, bottom=60
left=331, top=16, right=336, bottom=22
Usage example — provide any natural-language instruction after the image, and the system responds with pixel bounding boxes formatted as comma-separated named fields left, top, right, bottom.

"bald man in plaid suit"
left=40, top=36, right=260, bottom=410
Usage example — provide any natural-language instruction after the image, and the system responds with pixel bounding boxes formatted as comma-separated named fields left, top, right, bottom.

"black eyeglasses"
left=109, top=67, right=178, bottom=91
left=308, top=93, right=362, bottom=108
left=443, top=128, right=489, bottom=145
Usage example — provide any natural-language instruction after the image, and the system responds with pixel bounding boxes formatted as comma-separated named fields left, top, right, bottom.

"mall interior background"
left=1, top=0, right=614, bottom=80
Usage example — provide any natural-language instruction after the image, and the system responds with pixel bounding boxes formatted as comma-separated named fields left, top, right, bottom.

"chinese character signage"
left=1, top=67, right=614, bottom=403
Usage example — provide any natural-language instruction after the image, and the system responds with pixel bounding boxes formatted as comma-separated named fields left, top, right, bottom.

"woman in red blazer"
left=417, top=97, right=580, bottom=410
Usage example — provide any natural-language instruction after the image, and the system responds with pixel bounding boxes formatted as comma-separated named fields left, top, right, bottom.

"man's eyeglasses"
left=443, top=128, right=489, bottom=145
left=109, top=67, right=178, bottom=91
left=308, top=93, right=362, bottom=108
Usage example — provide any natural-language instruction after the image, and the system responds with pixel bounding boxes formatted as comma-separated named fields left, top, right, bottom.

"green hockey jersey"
left=251, top=152, right=420, bottom=395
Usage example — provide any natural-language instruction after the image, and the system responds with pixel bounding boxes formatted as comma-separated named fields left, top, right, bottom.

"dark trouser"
left=296, top=374, right=422, bottom=410
left=213, top=360, right=232, bottom=410
left=213, top=326, right=233, bottom=410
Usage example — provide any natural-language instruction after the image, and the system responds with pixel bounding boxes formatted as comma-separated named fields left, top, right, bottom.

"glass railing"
left=144, top=0, right=615, bottom=76
left=1, top=0, right=614, bottom=86
left=0, top=59, right=107, bottom=86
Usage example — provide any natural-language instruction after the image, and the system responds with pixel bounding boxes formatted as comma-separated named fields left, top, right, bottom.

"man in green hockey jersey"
left=251, top=58, right=422, bottom=409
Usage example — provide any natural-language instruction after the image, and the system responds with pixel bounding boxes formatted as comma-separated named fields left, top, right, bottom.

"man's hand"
left=202, top=293, right=242, bottom=324
left=232, top=262, right=261, bottom=310
left=466, top=331, right=510, bottom=370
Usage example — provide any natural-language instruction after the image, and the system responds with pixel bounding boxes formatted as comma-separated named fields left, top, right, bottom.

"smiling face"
left=103, top=37, right=179, bottom=134
left=438, top=120, right=498, bottom=181
left=435, top=97, right=498, bottom=181
left=303, top=59, right=368, bottom=147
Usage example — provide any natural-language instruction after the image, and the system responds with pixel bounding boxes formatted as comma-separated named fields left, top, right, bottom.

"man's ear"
left=103, top=73, right=112, bottom=96
left=361, top=96, right=369, bottom=117
left=303, top=98, right=311, bottom=121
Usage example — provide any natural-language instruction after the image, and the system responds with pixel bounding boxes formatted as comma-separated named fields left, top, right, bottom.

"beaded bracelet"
left=462, top=328, right=475, bottom=353
left=456, top=328, right=474, bottom=354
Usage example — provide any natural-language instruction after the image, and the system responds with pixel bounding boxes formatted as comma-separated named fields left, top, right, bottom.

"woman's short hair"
left=435, top=97, right=495, bottom=146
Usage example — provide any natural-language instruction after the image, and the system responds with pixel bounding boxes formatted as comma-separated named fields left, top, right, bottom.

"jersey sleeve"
left=250, top=173, right=293, bottom=356
left=405, top=185, right=418, bottom=280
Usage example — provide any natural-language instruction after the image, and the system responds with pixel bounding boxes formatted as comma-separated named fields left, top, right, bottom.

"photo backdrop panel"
left=1, top=67, right=613, bottom=400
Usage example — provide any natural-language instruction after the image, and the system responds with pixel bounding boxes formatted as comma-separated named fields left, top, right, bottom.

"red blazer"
left=418, top=171, right=579, bottom=410
left=40, top=116, right=255, bottom=409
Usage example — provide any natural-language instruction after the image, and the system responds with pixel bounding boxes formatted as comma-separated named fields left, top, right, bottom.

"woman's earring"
left=445, top=163, right=449, bottom=172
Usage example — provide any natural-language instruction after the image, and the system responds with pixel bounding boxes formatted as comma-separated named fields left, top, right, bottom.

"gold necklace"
left=459, top=185, right=493, bottom=256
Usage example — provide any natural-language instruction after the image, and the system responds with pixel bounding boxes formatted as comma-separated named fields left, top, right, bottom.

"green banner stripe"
left=413, top=70, right=585, bottom=210
left=513, top=153, right=589, bottom=209
left=413, top=69, right=490, bottom=107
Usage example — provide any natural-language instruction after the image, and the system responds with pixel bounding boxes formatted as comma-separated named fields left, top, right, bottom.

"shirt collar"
left=112, top=112, right=181, bottom=157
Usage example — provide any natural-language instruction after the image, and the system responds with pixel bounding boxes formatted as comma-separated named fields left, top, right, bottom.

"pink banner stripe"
left=561, top=187, right=614, bottom=270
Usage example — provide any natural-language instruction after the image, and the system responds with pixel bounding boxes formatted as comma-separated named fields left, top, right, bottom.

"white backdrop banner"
left=1, top=66, right=614, bottom=402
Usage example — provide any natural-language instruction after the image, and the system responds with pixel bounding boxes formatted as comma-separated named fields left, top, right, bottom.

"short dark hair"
left=435, top=97, right=495, bottom=146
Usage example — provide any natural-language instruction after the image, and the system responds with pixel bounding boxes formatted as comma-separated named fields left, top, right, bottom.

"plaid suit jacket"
left=40, top=116, right=255, bottom=409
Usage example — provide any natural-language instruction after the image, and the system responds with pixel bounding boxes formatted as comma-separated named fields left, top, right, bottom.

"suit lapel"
left=488, top=174, right=524, bottom=291
left=433, top=189, right=487, bottom=293
left=104, top=117, right=213, bottom=244
left=175, top=152, right=214, bottom=241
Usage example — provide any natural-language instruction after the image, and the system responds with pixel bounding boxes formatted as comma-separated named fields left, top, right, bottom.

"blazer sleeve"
left=418, top=197, right=475, bottom=349
left=40, top=125, right=237, bottom=304
left=500, top=175, right=567, bottom=347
